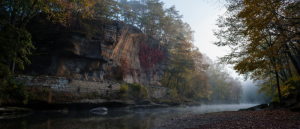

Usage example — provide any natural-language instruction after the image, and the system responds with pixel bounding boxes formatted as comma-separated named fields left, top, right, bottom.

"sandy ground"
left=154, top=109, right=300, bottom=129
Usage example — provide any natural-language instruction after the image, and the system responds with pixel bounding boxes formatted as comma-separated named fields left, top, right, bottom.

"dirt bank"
left=154, top=109, right=300, bottom=129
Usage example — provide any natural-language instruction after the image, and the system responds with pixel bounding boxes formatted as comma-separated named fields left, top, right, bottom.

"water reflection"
left=91, top=111, right=108, bottom=115
left=0, top=104, right=257, bottom=129
left=0, top=112, right=33, bottom=120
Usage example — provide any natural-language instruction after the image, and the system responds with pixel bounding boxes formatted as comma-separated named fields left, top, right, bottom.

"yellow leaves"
left=281, top=84, right=291, bottom=97
left=283, top=75, right=300, bottom=94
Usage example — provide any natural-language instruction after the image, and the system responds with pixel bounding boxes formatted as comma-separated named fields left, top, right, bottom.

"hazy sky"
left=160, top=0, right=247, bottom=81
left=161, top=0, right=226, bottom=60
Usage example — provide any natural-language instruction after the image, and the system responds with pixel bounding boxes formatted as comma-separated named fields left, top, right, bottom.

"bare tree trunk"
left=286, top=55, right=293, bottom=78
left=12, top=62, right=15, bottom=73
left=11, top=52, right=16, bottom=74
left=275, top=70, right=282, bottom=105
left=269, top=55, right=282, bottom=105
left=166, top=70, right=173, bottom=87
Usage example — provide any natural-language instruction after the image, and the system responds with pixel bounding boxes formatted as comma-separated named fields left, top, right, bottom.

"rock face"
left=25, top=20, right=170, bottom=87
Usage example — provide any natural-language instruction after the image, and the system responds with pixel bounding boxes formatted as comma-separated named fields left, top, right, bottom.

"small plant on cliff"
left=118, top=83, right=129, bottom=100
left=129, top=83, right=149, bottom=99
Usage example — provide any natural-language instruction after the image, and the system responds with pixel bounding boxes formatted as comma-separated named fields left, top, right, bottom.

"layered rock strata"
left=24, top=20, right=170, bottom=87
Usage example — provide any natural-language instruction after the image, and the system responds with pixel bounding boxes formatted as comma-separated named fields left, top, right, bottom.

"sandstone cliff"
left=24, top=20, right=170, bottom=87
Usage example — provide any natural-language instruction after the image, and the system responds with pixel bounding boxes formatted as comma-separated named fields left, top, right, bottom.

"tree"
left=161, top=20, right=211, bottom=100
left=0, top=0, right=121, bottom=73
left=214, top=0, right=300, bottom=102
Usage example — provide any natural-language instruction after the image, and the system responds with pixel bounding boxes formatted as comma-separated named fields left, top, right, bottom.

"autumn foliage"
left=214, top=0, right=300, bottom=102
left=139, top=42, right=164, bottom=72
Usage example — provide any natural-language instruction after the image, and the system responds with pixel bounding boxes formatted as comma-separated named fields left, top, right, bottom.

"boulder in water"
left=90, top=107, right=108, bottom=112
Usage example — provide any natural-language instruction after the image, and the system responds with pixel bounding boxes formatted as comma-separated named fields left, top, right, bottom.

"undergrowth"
left=0, top=75, right=29, bottom=105
left=118, top=83, right=129, bottom=100
left=128, top=83, right=149, bottom=100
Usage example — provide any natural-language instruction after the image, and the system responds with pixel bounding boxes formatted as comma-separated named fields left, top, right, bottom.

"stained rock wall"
left=21, top=20, right=170, bottom=99
left=16, top=75, right=168, bottom=98
left=25, top=20, right=170, bottom=86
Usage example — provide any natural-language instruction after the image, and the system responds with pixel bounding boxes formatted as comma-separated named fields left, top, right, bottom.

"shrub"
left=129, top=83, right=149, bottom=99
left=118, top=83, right=129, bottom=100
left=27, top=87, right=51, bottom=103
left=167, top=88, right=178, bottom=99
left=0, top=75, right=29, bottom=105
left=0, top=64, right=9, bottom=86
left=88, top=91, right=99, bottom=99
left=51, top=91, right=77, bottom=103
left=283, top=75, right=300, bottom=98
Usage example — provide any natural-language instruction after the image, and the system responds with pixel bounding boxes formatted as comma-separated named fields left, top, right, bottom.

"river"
left=0, top=104, right=258, bottom=129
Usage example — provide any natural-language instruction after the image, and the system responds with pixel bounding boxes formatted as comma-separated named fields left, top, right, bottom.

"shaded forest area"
left=0, top=0, right=244, bottom=105
left=214, top=0, right=300, bottom=104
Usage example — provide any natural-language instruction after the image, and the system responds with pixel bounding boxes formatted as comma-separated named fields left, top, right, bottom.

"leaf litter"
left=154, top=109, right=300, bottom=129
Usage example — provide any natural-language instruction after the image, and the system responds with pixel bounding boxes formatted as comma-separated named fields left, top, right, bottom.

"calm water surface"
left=0, top=104, right=257, bottom=129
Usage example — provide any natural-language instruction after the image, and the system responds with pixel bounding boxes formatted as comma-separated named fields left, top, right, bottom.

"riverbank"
left=0, top=98, right=202, bottom=111
left=154, top=109, right=300, bottom=129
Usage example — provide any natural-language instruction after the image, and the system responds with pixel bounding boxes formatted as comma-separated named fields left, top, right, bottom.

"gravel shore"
left=154, top=109, right=300, bottom=129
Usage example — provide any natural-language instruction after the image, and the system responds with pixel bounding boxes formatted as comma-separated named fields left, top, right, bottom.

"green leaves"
left=161, top=23, right=212, bottom=100
left=0, top=21, right=35, bottom=70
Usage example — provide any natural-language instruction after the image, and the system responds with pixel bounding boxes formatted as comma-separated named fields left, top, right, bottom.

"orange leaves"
left=59, top=0, right=75, bottom=12
left=214, top=0, right=300, bottom=84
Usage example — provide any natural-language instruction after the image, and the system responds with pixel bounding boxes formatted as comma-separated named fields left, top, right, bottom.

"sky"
left=161, top=0, right=226, bottom=61
left=160, top=0, right=248, bottom=81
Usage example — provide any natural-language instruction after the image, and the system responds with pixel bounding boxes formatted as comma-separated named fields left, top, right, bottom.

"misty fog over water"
left=240, top=79, right=272, bottom=104
left=0, top=104, right=258, bottom=129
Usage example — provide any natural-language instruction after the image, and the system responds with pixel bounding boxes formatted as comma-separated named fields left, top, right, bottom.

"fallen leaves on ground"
left=154, top=109, right=300, bottom=129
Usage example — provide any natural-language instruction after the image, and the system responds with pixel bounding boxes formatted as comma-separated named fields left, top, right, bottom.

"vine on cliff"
left=139, top=42, right=164, bottom=73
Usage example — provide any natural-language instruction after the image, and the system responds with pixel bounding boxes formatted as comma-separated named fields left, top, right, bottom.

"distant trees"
left=206, top=62, right=243, bottom=103
left=214, top=0, right=300, bottom=103
left=117, top=0, right=193, bottom=46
